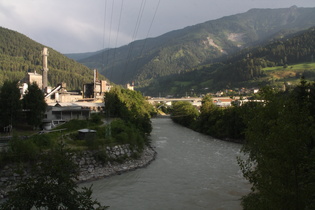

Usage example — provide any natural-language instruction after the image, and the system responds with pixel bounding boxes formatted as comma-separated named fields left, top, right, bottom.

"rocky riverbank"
left=76, top=145, right=157, bottom=182
left=0, top=145, right=156, bottom=199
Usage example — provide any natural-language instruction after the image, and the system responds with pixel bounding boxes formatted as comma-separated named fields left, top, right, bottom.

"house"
left=43, top=102, right=104, bottom=130
left=213, top=98, right=233, bottom=107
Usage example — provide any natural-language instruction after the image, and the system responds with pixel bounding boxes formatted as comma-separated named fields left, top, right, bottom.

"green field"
left=255, top=62, right=315, bottom=88
left=263, top=62, right=315, bottom=71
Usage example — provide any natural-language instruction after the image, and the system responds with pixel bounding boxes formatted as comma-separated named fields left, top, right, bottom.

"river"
left=83, top=117, right=250, bottom=210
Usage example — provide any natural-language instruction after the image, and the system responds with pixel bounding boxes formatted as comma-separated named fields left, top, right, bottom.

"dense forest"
left=0, top=27, right=106, bottom=90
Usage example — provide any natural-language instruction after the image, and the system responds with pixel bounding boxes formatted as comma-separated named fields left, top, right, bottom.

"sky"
left=0, top=0, right=314, bottom=54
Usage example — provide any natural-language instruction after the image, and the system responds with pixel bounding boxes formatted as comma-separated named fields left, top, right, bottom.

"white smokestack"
left=42, top=47, right=49, bottom=92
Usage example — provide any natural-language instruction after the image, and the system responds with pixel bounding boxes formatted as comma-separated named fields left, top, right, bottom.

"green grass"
left=173, top=81, right=192, bottom=86
left=236, top=62, right=315, bottom=90
left=263, top=62, right=315, bottom=71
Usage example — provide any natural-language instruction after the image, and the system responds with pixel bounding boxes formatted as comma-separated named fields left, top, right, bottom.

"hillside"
left=0, top=27, right=105, bottom=90
left=139, top=27, right=315, bottom=97
left=77, top=6, right=315, bottom=90
left=64, top=49, right=109, bottom=61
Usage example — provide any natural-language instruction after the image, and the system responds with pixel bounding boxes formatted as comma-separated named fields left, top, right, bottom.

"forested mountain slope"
left=65, top=49, right=109, bottom=61
left=0, top=27, right=105, bottom=90
left=140, top=27, right=315, bottom=96
left=78, top=6, right=315, bottom=88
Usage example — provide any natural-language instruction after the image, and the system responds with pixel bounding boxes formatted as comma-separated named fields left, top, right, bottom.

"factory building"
left=18, top=47, right=116, bottom=130
left=20, top=71, right=42, bottom=95
left=82, top=69, right=111, bottom=100
left=19, top=48, right=112, bottom=103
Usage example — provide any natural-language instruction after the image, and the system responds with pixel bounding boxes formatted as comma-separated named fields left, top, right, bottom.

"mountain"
left=64, top=49, right=109, bottom=61
left=0, top=27, right=106, bottom=90
left=77, top=6, right=315, bottom=91
left=140, top=26, right=315, bottom=97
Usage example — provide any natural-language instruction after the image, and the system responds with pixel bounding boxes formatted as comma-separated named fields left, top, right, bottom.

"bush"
left=93, top=150, right=109, bottom=163
left=90, top=113, right=103, bottom=125
left=110, top=119, right=146, bottom=149
left=0, top=145, right=107, bottom=209
left=7, top=137, right=40, bottom=162
left=31, top=134, right=56, bottom=149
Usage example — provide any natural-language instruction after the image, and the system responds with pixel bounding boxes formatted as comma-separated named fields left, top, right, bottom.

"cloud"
left=0, top=0, right=314, bottom=53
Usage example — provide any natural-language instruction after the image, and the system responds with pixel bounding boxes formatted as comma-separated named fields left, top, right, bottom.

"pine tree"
left=22, top=82, right=47, bottom=129
left=0, top=80, right=21, bottom=130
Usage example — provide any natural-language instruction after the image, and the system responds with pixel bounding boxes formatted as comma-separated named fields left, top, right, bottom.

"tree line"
left=0, top=80, right=47, bottom=131
left=170, top=79, right=315, bottom=209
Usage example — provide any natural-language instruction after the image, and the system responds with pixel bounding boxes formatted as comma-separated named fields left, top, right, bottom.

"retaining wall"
left=0, top=145, right=156, bottom=199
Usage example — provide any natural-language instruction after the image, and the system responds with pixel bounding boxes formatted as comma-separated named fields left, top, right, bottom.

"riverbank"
left=156, top=115, right=244, bottom=144
left=83, top=117, right=249, bottom=210
left=76, top=145, right=157, bottom=182
left=0, top=145, right=157, bottom=199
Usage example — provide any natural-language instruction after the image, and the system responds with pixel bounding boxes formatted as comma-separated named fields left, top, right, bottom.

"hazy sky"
left=0, top=0, right=314, bottom=53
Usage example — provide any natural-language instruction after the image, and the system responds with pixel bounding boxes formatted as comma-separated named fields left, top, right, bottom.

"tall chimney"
left=93, top=69, right=97, bottom=98
left=42, top=47, right=49, bottom=92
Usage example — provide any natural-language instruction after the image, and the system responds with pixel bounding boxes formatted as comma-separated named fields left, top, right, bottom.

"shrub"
left=110, top=119, right=146, bottom=149
left=7, top=137, right=40, bottom=162
left=90, top=113, right=102, bottom=125
left=31, top=134, right=56, bottom=149
left=93, top=150, right=109, bottom=163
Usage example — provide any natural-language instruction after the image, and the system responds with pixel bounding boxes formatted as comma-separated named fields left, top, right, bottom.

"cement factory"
left=19, top=47, right=134, bottom=130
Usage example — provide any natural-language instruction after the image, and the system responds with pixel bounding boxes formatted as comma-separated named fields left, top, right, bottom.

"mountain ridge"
left=139, top=26, right=315, bottom=97
left=75, top=6, right=315, bottom=91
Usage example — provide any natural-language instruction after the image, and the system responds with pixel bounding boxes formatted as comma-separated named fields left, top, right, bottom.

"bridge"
left=147, top=97, right=237, bottom=107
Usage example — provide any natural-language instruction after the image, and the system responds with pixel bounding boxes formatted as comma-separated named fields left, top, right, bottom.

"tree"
left=238, top=82, right=315, bottom=209
left=0, top=145, right=108, bottom=210
left=0, top=80, right=21, bottom=130
left=171, top=101, right=199, bottom=127
left=104, top=86, right=154, bottom=134
left=195, top=95, right=220, bottom=135
left=22, top=82, right=47, bottom=128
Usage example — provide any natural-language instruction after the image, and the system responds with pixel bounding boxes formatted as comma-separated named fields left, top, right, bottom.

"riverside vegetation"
left=169, top=78, right=315, bottom=209
left=0, top=84, right=156, bottom=209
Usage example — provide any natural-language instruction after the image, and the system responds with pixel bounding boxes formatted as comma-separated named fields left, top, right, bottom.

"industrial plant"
left=19, top=47, right=113, bottom=130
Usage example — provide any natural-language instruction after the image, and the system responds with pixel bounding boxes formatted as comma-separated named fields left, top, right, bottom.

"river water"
left=84, top=118, right=250, bottom=210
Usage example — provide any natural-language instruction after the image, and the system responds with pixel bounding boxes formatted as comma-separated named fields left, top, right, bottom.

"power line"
left=133, top=0, right=161, bottom=84
left=105, top=0, right=115, bottom=67
left=108, top=0, right=125, bottom=82
left=101, top=0, right=108, bottom=74
left=100, top=0, right=160, bottom=85
left=121, top=0, right=147, bottom=84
